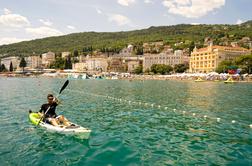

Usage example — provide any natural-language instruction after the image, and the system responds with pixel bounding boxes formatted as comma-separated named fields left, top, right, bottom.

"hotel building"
left=143, top=48, right=186, bottom=71
left=189, top=45, right=250, bottom=73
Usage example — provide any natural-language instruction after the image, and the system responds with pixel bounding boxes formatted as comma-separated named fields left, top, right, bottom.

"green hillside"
left=0, top=21, right=252, bottom=57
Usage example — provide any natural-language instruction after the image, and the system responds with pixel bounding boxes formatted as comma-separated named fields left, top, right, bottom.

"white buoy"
left=217, top=118, right=220, bottom=122
left=231, top=120, right=236, bottom=124
left=158, top=105, right=161, bottom=108
left=182, top=111, right=186, bottom=114
left=173, top=109, right=176, bottom=111
left=204, top=115, right=207, bottom=119
left=249, top=124, right=252, bottom=128
left=151, top=104, right=154, bottom=107
left=165, top=107, right=168, bottom=110
left=139, top=102, right=141, bottom=105
left=192, top=113, right=196, bottom=116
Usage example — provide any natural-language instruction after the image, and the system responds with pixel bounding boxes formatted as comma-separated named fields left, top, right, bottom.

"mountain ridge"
left=0, top=20, right=252, bottom=57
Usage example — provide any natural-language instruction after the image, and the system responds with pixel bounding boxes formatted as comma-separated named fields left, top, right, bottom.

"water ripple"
left=0, top=78, right=252, bottom=165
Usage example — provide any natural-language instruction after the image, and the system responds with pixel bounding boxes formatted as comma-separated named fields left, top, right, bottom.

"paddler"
left=38, top=94, right=71, bottom=126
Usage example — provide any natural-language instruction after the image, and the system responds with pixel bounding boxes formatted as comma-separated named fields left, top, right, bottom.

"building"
left=25, top=56, right=42, bottom=69
left=86, top=57, right=108, bottom=72
left=0, top=56, right=20, bottom=71
left=122, top=56, right=143, bottom=73
left=62, top=52, right=71, bottom=59
left=127, top=60, right=142, bottom=73
left=41, top=52, right=55, bottom=68
left=72, top=62, right=87, bottom=72
left=143, top=48, right=185, bottom=71
left=78, top=55, right=87, bottom=62
left=189, top=45, right=250, bottom=73
left=143, top=41, right=164, bottom=54
left=119, top=44, right=134, bottom=57
left=108, top=57, right=125, bottom=72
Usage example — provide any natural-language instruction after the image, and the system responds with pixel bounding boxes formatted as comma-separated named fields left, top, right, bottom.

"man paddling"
left=38, top=94, right=71, bottom=126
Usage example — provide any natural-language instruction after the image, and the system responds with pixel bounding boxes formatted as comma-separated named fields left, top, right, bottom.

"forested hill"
left=0, top=21, right=252, bottom=57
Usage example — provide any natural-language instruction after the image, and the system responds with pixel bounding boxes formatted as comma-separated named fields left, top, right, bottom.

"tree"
left=144, top=68, right=151, bottom=74
left=189, top=41, right=195, bottom=53
left=1, top=64, right=6, bottom=72
left=215, top=60, right=233, bottom=73
left=9, top=61, right=13, bottom=72
left=133, top=45, right=144, bottom=55
left=133, top=65, right=143, bottom=74
left=50, top=57, right=65, bottom=69
left=19, top=57, right=27, bottom=73
left=151, top=64, right=173, bottom=75
left=174, top=64, right=189, bottom=73
left=73, top=50, right=79, bottom=57
left=235, top=54, right=252, bottom=74
left=64, top=56, right=72, bottom=69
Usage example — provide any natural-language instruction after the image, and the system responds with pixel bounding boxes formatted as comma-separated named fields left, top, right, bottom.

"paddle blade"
left=59, top=80, right=69, bottom=94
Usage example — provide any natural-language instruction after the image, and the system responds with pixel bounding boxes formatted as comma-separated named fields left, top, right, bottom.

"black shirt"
left=39, top=103, right=58, bottom=118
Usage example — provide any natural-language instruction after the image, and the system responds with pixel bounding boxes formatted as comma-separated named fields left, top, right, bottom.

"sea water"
left=0, top=77, right=252, bottom=165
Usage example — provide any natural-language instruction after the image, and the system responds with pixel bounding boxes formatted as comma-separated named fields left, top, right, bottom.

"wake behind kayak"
left=28, top=111, right=91, bottom=139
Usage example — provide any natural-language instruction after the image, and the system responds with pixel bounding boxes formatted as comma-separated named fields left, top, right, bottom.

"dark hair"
left=47, top=94, right=53, bottom=98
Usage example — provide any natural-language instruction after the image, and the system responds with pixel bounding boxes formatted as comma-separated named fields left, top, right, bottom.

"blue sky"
left=0, top=0, right=251, bottom=45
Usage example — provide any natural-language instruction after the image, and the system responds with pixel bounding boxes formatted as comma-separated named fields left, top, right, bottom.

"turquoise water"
left=0, top=77, right=252, bottom=165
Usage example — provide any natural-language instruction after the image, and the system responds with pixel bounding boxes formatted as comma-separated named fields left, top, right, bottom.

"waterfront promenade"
left=1, top=72, right=252, bottom=82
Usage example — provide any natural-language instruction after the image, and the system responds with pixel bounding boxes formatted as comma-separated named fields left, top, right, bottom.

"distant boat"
left=68, top=73, right=88, bottom=80
left=111, top=76, right=118, bottom=80
left=195, top=77, right=205, bottom=82
left=68, top=74, right=79, bottom=79
left=224, top=77, right=236, bottom=83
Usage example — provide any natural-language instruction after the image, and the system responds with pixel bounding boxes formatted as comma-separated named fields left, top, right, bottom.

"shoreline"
left=1, top=72, right=252, bottom=82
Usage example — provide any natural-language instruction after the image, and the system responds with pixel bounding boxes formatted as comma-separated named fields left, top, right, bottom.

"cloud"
left=236, top=19, right=243, bottom=25
left=3, top=8, right=12, bottom=15
left=67, top=25, right=75, bottom=30
left=0, top=37, right=29, bottom=45
left=162, top=0, right=225, bottom=18
left=25, top=26, right=64, bottom=38
left=96, top=8, right=102, bottom=14
left=190, top=22, right=200, bottom=25
left=117, top=0, right=136, bottom=6
left=108, top=14, right=131, bottom=26
left=144, top=0, right=154, bottom=4
left=39, top=19, right=53, bottom=26
left=0, top=9, right=30, bottom=28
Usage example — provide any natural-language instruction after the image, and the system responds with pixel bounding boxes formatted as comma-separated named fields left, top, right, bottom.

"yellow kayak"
left=195, top=78, right=205, bottom=82
left=224, top=77, right=236, bottom=83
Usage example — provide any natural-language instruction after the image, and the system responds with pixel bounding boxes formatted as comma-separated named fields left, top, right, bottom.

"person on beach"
left=38, top=94, right=71, bottom=126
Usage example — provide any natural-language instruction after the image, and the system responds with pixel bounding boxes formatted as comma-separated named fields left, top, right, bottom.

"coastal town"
left=0, top=36, right=252, bottom=81
left=1, top=1, right=252, bottom=165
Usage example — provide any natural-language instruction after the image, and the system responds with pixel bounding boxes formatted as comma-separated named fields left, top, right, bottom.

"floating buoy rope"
left=66, top=89, right=252, bottom=129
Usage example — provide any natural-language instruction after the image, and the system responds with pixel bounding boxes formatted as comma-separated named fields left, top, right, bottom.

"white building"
left=72, top=62, right=87, bottom=72
left=25, top=56, right=42, bottom=69
left=0, top=56, right=20, bottom=71
left=62, top=52, right=71, bottom=59
left=86, top=58, right=108, bottom=72
left=41, top=52, right=55, bottom=68
left=143, top=49, right=185, bottom=71
left=119, top=44, right=134, bottom=57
